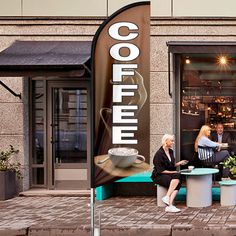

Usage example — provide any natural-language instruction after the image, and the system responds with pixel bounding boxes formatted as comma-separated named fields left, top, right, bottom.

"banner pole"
left=90, top=188, right=95, bottom=236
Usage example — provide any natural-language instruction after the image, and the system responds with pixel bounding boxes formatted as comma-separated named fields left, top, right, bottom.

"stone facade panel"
left=0, top=103, right=23, bottom=134
left=150, top=71, right=174, bottom=104
left=174, top=0, right=236, bottom=17
left=151, top=37, right=175, bottom=73
left=0, top=0, right=21, bottom=16
left=23, top=0, right=107, bottom=17
left=150, top=104, right=174, bottom=135
left=151, top=24, right=236, bottom=36
left=0, top=24, right=99, bottom=36
left=150, top=134, right=163, bottom=166
left=151, top=0, right=171, bottom=17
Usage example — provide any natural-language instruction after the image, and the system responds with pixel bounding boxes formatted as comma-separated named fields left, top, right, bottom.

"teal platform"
left=96, top=172, right=152, bottom=200
left=96, top=171, right=221, bottom=201
left=116, top=171, right=153, bottom=182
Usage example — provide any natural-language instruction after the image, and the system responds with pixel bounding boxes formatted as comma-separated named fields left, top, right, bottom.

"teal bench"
left=96, top=171, right=152, bottom=201
left=96, top=171, right=221, bottom=201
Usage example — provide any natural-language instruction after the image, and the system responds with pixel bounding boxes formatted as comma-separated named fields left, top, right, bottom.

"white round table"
left=181, top=168, right=219, bottom=207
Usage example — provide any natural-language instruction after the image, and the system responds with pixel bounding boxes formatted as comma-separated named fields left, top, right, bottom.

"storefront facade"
left=1, top=0, right=236, bottom=190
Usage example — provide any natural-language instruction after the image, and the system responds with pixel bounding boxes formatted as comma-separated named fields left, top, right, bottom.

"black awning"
left=167, top=41, right=236, bottom=54
left=0, top=40, right=91, bottom=76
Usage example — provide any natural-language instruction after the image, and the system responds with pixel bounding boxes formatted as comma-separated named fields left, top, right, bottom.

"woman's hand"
left=161, top=170, right=178, bottom=174
left=176, top=160, right=189, bottom=166
left=218, top=143, right=222, bottom=151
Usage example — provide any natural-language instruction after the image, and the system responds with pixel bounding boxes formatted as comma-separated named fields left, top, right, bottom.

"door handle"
left=50, top=140, right=58, bottom=144
left=50, top=123, right=59, bottom=127
left=50, top=137, right=58, bottom=144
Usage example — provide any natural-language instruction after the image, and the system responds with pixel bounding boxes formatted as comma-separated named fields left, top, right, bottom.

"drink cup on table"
left=188, top=165, right=195, bottom=171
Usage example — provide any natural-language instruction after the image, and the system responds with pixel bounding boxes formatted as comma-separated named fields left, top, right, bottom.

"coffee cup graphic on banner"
left=108, top=147, right=145, bottom=168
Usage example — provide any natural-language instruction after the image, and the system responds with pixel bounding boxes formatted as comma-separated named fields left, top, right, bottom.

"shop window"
left=31, top=80, right=45, bottom=186
left=180, top=54, right=236, bottom=160
left=33, top=81, right=44, bottom=165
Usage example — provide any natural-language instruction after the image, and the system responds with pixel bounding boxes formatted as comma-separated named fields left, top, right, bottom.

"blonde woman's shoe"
left=165, top=205, right=181, bottom=213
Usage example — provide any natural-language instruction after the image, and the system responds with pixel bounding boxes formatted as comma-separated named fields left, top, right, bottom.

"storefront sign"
left=91, top=1, right=150, bottom=187
left=110, top=22, right=139, bottom=144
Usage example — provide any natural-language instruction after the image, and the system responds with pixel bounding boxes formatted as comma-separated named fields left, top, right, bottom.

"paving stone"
left=0, top=229, right=27, bottom=236
left=0, top=196, right=235, bottom=235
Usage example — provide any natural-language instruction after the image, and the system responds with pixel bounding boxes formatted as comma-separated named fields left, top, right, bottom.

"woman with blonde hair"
left=195, top=125, right=229, bottom=163
left=151, top=134, right=188, bottom=213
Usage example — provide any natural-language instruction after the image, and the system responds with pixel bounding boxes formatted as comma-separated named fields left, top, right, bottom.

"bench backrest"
left=197, top=145, right=216, bottom=167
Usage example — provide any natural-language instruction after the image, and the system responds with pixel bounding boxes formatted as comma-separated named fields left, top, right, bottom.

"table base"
left=186, top=174, right=212, bottom=207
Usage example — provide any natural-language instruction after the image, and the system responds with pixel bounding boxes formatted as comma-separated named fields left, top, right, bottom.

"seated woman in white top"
left=194, top=125, right=229, bottom=163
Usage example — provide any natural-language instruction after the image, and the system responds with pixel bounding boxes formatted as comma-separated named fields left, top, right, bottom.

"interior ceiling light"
left=218, top=56, right=227, bottom=65
left=185, top=57, right=190, bottom=64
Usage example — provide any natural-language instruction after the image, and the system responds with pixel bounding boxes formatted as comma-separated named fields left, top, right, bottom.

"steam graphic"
left=100, top=70, right=147, bottom=138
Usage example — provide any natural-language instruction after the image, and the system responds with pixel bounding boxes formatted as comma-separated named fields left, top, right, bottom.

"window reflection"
left=33, top=81, right=44, bottom=165
left=32, top=80, right=45, bottom=186
left=32, top=168, right=44, bottom=185
left=53, top=88, right=87, bottom=164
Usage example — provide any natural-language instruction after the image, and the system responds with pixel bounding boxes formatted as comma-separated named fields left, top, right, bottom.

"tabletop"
left=180, top=168, right=219, bottom=176
left=219, top=180, right=236, bottom=185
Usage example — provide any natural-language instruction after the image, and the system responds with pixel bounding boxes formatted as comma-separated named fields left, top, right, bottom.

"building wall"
left=1, top=3, right=236, bottom=189
left=1, top=0, right=236, bottom=17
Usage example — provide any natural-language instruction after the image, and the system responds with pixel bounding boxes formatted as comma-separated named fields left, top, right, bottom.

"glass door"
left=48, top=82, right=90, bottom=189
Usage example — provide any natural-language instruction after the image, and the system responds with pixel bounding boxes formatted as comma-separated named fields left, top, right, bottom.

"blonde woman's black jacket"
left=151, top=146, right=177, bottom=180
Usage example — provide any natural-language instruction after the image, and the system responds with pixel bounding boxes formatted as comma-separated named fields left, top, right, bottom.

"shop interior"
left=180, top=53, right=236, bottom=162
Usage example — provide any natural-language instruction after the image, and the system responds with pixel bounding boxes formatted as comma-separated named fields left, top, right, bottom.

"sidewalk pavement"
left=0, top=196, right=235, bottom=236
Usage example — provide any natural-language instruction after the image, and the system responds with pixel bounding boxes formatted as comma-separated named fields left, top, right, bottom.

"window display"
left=180, top=54, right=236, bottom=161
